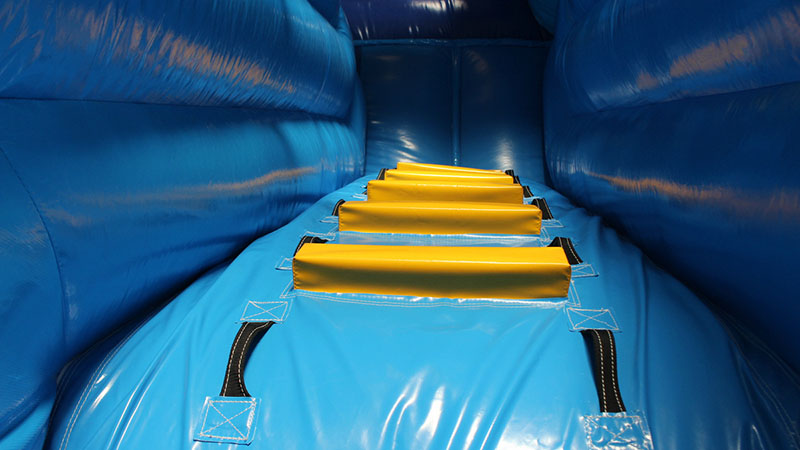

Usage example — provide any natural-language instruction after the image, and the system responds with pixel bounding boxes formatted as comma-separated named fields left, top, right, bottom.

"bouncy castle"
left=1, top=0, right=799, bottom=448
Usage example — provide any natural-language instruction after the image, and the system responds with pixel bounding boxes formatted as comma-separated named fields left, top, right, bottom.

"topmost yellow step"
left=384, top=169, right=514, bottom=184
left=396, top=162, right=505, bottom=175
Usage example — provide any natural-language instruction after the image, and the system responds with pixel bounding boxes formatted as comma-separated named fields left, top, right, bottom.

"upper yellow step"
left=367, top=179, right=524, bottom=203
left=293, top=244, right=571, bottom=299
left=339, top=201, right=541, bottom=234
left=396, top=162, right=504, bottom=175
left=384, top=169, right=514, bottom=184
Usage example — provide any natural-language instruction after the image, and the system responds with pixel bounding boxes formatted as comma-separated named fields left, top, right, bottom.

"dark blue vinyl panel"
left=551, top=0, right=800, bottom=113
left=342, top=0, right=551, bottom=40
left=0, top=0, right=355, bottom=116
left=527, top=0, right=559, bottom=33
left=359, top=44, right=455, bottom=171
left=0, top=97, right=364, bottom=448
left=460, top=45, right=549, bottom=182
left=0, top=155, right=63, bottom=449
left=308, top=0, right=344, bottom=27
left=359, top=41, right=549, bottom=180
left=544, top=0, right=800, bottom=370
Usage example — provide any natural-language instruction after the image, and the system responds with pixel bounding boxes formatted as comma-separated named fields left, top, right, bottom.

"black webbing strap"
left=548, top=237, right=583, bottom=265
left=294, top=235, right=329, bottom=256
left=331, top=199, right=346, bottom=216
left=581, top=329, right=626, bottom=413
left=509, top=174, right=533, bottom=196
left=522, top=185, right=533, bottom=197
left=220, top=322, right=274, bottom=397
left=531, top=197, right=553, bottom=220
left=376, top=168, right=387, bottom=180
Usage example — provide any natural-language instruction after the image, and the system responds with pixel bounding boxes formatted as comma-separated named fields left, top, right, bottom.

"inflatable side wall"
left=544, top=0, right=800, bottom=371
left=0, top=1, right=364, bottom=448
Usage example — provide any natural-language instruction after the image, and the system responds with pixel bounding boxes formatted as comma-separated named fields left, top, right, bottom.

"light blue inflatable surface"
left=45, top=174, right=800, bottom=449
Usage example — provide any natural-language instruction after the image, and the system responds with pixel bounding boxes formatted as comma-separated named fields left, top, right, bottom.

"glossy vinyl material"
left=358, top=44, right=455, bottom=169
left=367, top=180, right=524, bottom=203
left=341, top=0, right=550, bottom=40
left=528, top=0, right=558, bottom=33
left=384, top=170, right=514, bottom=184
left=304, top=243, right=564, bottom=290
left=396, top=162, right=505, bottom=174
left=0, top=1, right=364, bottom=445
left=294, top=243, right=570, bottom=299
left=339, top=201, right=542, bottom=234
left=0, top=0, right=355, bottom=116
left=358, top=41, right=549, bottom=179
left=0, top=97, right=364, bottom=449
left=544, top=0, right=800, bottom=370
left=46, top=175, right=800, bottom=449
left=551, top=0, right=800, bottom=113
left=0, top=154, right=62, bottom=449
left=459, top=45, right=549, bottom=181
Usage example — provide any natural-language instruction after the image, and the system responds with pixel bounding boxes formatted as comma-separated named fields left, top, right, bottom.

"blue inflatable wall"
left=1, top=0, right=799, bottom=449
left=544, top=0, right=800, bottom=372
left=0, top=0, right=364, bottom=447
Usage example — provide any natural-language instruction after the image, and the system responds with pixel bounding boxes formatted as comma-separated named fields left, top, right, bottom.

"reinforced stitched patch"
left=572, top=262, right=598, bottom=278
left=581, top=413, right=653, bottom=450
left=542, top=219, right=564, bottom=228
left=567, top=308, right=619, bottom=331
left=194, top=396, right=260, bottom=444
left=240, top=301, right=290, bottom=323
left=275, top=257, right=293, bottom=270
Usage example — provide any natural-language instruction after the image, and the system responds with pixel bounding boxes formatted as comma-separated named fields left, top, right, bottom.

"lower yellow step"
left=367, top=180, right=524, bottom=203
left=339, top=201, right=542, bottom=234
left=396, top=162, right=504, bottom=175
left=384, top=169, right=514, bottom=184
left=293, top=244, right=571, bottom=299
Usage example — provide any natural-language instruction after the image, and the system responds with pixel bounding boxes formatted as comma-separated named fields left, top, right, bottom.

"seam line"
left=0, top=146, right=70, bottom=347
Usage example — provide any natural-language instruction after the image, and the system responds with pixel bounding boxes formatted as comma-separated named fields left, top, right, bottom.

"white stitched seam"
left=608, top=329, right=623, bottom=410
left=222, top=326, right=248, bottom=397
left=237, top=323, right=270, bottom=396
left=199, top=434, right=247, bottom=441
left=592, top=329, right=608, bottom=412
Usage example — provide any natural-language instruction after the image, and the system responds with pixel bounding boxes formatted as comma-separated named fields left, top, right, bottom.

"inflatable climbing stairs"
left=1, top=0, right=799, bottom=449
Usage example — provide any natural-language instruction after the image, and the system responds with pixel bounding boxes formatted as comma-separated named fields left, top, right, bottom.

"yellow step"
left=339, top=201, right=541, bottom=234
left=293, top=244, right=571, bottom=299
left=384, top=169, right=514, bottom=184
left=396, top=162, right=504, bottom=175
left=367, top=179, right=524, bottom=203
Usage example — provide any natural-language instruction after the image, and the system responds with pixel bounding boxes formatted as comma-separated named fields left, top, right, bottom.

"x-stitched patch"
left=241, top=301, right=290, bottom=322
left=567, top=308, right=619, bottom=331
left=194, top=396, right=260, bottom=444
left=581, top=413, right=653, bottom=449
